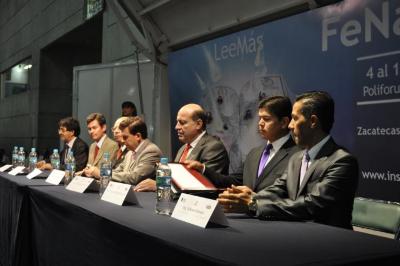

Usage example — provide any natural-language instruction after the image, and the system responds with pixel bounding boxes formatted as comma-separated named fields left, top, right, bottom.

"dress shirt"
left=307, top=135, right=331, bottom=166
left=186, top=130, right=206, bottom=158
left=96, top=134, right=107, bottom=149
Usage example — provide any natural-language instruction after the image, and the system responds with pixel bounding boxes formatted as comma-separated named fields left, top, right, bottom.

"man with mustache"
left=134, top=103, right=229, bottom=191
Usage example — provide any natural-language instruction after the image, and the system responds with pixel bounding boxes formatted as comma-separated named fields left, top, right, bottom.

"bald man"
left=134, top=103, right=230, bottom=191
left=173, top=103, right=229, bottom=173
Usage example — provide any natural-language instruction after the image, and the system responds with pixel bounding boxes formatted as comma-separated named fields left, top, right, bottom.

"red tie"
left=179, top=144, right=191, bottom=163
left=117, top=148, right=123, bottom=160
left=94, top=146, right=99, bottom=160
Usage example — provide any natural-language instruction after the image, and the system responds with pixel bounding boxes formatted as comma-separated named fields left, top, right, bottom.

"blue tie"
left=257, top=144, right=273, bottom=177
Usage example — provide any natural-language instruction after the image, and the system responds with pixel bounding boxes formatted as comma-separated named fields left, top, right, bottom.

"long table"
left=1, top=172, right=400, bottom=266
left=0, top=172, right=53, bottom=266
left=29, top=186, right=400, bottom=266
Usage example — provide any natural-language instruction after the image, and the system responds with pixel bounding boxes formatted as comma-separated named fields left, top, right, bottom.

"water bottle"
left=64, top=151, right=76, bottom=186
left=50, top=149, right=60, bottom=170
left=156, top=157, right=172, bottom=215
left=12, top=146, right=18, bottom=167
left=99, top=152, right=112, bottom=197
left=18, top=147, right=25, bottom=167
left=28, top=148, right=38, bottom=172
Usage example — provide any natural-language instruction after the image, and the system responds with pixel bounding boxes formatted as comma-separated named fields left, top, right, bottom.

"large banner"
left=169, top=0, right=400, bottom=202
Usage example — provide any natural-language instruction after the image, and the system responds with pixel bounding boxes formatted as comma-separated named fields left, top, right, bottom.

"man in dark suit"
left=174, top=103, right=229, bottom=173
left=37, top=117, right=89, bottom=171
left=134, top=103, right=229, bottom=192
left=219, top=91, right=359, bottom=229
left=186, top=96, right=299, bottom=190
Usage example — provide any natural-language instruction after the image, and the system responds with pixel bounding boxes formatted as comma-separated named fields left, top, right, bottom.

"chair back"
left=352, top=197, right=400, bottom=240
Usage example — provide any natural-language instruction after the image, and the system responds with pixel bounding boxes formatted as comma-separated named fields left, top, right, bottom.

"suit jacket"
left=112, top=139, right=162, bottom=185
left=203, top=137, right=299, bottom=189
left=174, top=133, right=229, bottom=175
left=87, top=136, right=119, bottom=168
left=60, top=137, right=89, bottom=172
left=254, top=138, right=359, bottom=229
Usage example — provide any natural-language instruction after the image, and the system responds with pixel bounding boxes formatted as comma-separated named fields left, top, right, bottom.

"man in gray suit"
left=174, top=103, right=229, bottom=174
left=219, top=91, right=359, bottom=229
left=134, top=103, right=229, bottom=192
left=187, top=96, right=299, bottom=190
left=77, top=113, right=119, bottom=177
left=112, top=116, right=162, bottom=185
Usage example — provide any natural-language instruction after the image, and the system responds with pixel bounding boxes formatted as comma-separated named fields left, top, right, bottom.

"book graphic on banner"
left=171, top=193, right=229, bottom=228
left=169, top=163, right=216, bottom=191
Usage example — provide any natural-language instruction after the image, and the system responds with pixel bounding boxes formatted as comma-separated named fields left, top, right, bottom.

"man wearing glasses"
left=37, top=117, right=89, bottom=171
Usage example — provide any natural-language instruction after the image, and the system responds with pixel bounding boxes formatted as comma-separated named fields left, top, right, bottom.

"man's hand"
left=36, top=160, right=52, bottom=170
left=83, top=166, right=100, bottom=179
left=184, top=160, right=205, bottom=173
left=217, top=185, right=254, bottom=213
left=134, top=178, right=156, bottom=192
left=75, top=170, right=83, bottom=176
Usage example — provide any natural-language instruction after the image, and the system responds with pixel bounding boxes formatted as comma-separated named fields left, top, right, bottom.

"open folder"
left=169, top=163, right=217, bottom=191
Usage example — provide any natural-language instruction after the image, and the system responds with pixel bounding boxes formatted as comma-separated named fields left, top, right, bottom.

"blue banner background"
left=169, top=0, right=400, bottom=201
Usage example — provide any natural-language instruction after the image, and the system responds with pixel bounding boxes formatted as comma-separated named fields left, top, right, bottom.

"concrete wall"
left=0, top=0, right=191, bottom=160
left=0, top=0, right=86, bottom=155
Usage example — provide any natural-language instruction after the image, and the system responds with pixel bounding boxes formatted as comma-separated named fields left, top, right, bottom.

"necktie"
left=299, top=151, right=310, bottom=185
left=179, top=144, right=191, bottom=163
left=257, top=144, right=273, bottom=177
left=94, top=146, right=99, bottom=160
left=117, top=148, right=123, bottom=160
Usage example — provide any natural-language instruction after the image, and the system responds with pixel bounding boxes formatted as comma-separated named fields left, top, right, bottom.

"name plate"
left=8, top=166, right=25, bottom=176
left=45, top=169, right=65, bottom=185
left=101, top=181, right=138, bottom=206
left=171, top=193, right=229, bottom=228
left=0, top=164, right=13, bottom=172
left=66, top=176, right=95, bottom=193
left=26, top=168, right=43, bottom=179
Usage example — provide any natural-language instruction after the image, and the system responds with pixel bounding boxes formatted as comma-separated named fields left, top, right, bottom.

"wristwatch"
left=247, top=196, right=258, bottom=216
